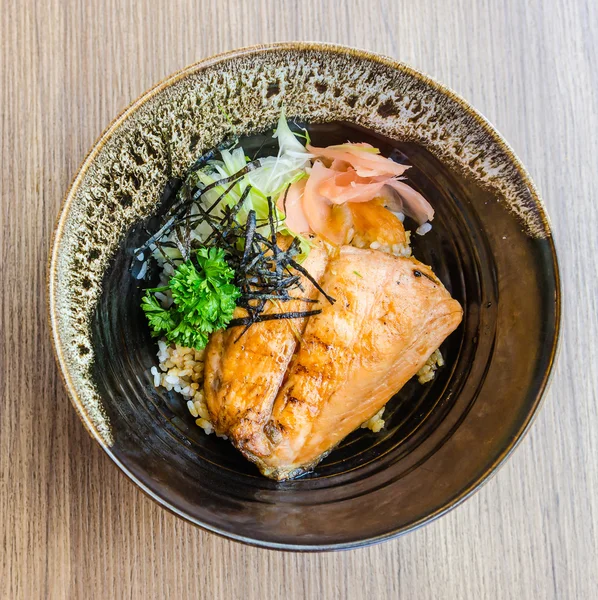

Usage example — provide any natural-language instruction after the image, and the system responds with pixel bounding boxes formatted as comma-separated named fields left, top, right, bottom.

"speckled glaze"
left=48, top=43, right=559, bottom=549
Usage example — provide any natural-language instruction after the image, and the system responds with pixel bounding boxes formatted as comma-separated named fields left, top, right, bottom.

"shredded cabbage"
left=193, top=110, right=311, bottom=249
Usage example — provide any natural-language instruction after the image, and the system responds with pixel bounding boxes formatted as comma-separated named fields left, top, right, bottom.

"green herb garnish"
left=353, top=270, right=363, bottom=278
left=142, top=247, right=240, bottom=351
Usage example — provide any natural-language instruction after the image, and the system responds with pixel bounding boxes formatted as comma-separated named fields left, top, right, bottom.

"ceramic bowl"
left=48, top=43, right=560, bottom=550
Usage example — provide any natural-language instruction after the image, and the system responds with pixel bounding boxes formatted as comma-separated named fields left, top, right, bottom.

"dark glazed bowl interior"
left=49, top=44, right=560, bottom=550
left=90, top=122, right=557, bottom=549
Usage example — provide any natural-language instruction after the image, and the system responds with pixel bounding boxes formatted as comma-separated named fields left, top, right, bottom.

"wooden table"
left=2, top=1, right=596, bottom=598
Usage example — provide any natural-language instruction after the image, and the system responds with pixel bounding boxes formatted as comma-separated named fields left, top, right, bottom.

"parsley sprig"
left=141, top=247, right=240, bottom=350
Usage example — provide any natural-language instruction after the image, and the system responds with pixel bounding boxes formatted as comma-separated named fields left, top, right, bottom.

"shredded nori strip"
left=134, top=160, right=261, bottom=256
left=153, top=239, right=176, bottom=268
left=287, top=258, right=336, bottom=305
left=281, top=184, right=291, bottom=219
left=187, top=135, right=237, bottom=173
left=228, top=310, right=323, bottom=328
left=241, top=210, right=257, bottom=266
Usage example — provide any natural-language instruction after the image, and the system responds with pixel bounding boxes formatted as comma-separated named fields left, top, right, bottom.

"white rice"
left=416, top=348, right=445, bottom=384
left=416, top=222, right=433, bottom=236
left=351, top=230, right=412, bottom=258
left=151, top=343, right=214, bottom=435
left=361, top=407, right=386, bottom=433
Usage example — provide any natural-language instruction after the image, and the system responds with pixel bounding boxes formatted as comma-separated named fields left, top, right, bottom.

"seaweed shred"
left=134, top=143, right=335, bottom=341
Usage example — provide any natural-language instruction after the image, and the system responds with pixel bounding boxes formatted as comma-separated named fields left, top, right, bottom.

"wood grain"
left=1, top=0, right=596, bottom=598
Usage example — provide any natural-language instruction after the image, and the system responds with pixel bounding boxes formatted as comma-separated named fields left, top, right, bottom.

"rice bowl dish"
left=48, top=43, right=559, bottom=547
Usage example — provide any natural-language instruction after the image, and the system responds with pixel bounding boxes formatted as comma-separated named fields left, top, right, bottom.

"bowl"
left=48, top=42, right=560, bottom=550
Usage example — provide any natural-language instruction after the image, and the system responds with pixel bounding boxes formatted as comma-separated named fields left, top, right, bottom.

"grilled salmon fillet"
left=204, top=245, right=462, bottom=480
left=203, top=241, right=329, bottom=455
